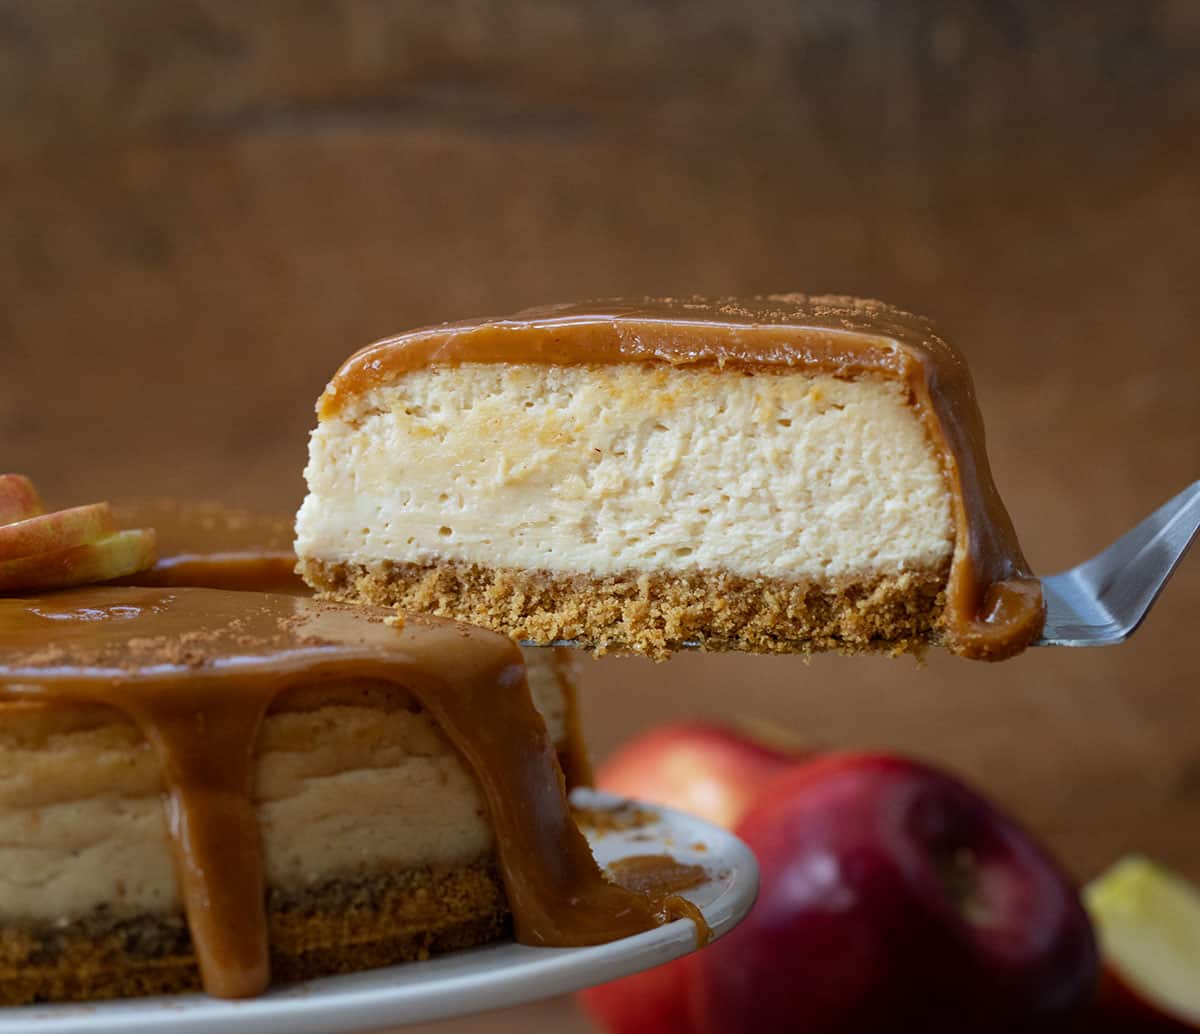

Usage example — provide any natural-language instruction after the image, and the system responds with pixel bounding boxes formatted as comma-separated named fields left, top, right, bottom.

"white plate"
left=1, top=789, right=757, bottom=1034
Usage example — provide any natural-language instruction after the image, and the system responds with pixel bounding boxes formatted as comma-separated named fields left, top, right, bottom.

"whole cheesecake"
left=296, top=295, right=1043, bottom=661
left=0, top=497, right=685, bottom=1005
left=0, top=586, right=688, bottom=1004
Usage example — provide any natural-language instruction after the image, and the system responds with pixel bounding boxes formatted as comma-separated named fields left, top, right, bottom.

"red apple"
left=689, top=753, right=1098, bottom=1034
left=596, top=720, right=809, bottom=829
left=579, top=955, right=696, bottom=1034
left=1085, top=856, right=1200, bottom=1032
left=580, top=721, right=808, bottom=1034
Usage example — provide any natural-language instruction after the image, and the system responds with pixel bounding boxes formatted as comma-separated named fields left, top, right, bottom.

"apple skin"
left=579, top=722, right=807, bottom=1034
left=595, top=720, right=808, bottom=829
left=689, top=753, right=1099, bottom=1034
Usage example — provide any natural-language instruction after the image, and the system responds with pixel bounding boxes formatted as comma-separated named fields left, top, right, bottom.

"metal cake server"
left=522, top=480, right=1200, bottom=651
left=1037, top=479, right=1199, bottom=647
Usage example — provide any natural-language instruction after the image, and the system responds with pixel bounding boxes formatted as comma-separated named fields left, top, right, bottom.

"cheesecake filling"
left=297, top=365, right=956, bottom=583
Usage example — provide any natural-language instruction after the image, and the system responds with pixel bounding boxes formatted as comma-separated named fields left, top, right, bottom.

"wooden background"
left=3, top=3, right=1198, bottom=1030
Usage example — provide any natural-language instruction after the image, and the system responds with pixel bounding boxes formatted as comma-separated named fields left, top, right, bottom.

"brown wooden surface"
left=2, top=3, right=1198, bottom=1031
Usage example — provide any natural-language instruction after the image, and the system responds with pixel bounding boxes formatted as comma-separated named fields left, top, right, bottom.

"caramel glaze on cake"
left=0, top=587, right=700, bottom=1001
left=112, top=497, right=597, bottom=787
left=307, top=295, right=1043, bottom=660
left=110, top=499, right=304, bottom=594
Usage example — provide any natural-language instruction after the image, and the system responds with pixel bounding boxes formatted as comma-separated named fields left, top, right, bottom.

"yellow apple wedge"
left=0, top=474, right=44, bottom=525
left=0, top=528, right=157, bottom=593
left=0, top=503, right=116, bottom=561
left=1085, top=856, right=1200, bottom=1032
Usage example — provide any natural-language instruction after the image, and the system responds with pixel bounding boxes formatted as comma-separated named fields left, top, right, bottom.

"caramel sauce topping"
left=320, top=295, right=1044, bottom=659
left=0, top=586, right=689, bottom=998
left=606, top=855, right=711, bottom=945
left=109, top=497, right=594, bottom=789
left=607, top=854, right=710, bottom=897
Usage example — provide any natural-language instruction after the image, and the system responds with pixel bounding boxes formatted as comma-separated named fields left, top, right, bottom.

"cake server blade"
left=1037, top=479, right=1199, bottom=647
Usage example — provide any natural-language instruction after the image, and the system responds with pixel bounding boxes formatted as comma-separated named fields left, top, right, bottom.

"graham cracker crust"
left=299, top=558, right=948, bottom=660
left=0, top=858, right=507, bottom=1006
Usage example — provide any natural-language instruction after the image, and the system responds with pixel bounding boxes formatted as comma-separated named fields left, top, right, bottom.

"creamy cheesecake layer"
left=297, top=364, right=955, bottom=582
left=0, top=650, right=570, bottom=925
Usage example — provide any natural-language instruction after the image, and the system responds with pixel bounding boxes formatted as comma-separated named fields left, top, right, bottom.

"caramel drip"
left=138, top=687, right=271, bottom=998
left=319, top=295, right=1044, bottom=659
left=606, top=856, right=711, bottom=944
left=0, top=587, right=684, bottom=997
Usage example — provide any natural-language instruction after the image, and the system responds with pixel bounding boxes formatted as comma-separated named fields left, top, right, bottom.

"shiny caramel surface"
left=608, top=854, right=710, bottom=897
left=107, top=496, right=595, bottom=793
left=111, top=499, right=303, bottom=593
left=321, top=295, right=1044, bottom=660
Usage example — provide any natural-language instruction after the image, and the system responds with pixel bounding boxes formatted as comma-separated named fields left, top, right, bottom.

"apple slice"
left=0, top=474, right=44, bottom=525
left=0, top=503, right=116, bottom=561
left=0, top=528, right=158, bottom=592
left=1085, top=856, right=1200, bottom=1032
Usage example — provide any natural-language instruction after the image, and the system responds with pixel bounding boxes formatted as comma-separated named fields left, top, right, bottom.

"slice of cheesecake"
left=296, top=295, right=1043, bottom=661
left=0, top=586, right=669, bottom=1004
